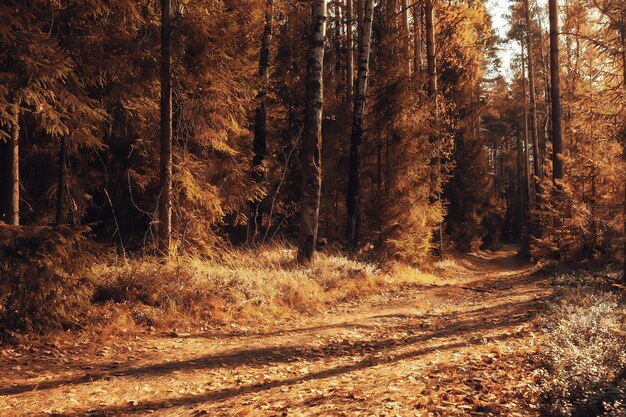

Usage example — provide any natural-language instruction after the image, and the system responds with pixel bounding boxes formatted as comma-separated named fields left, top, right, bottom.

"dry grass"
left=535, top=284, right=626, bottom=417
left=89, top=244, right=440, bottom=332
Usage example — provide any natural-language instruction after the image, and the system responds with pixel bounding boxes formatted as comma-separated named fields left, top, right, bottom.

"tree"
left=250, top=0, right=275, bottom=241
left=346, top=0, right=375, bottom=250
left=158, top=0, right=173, bottom=256
left=523, top=0, right=542, bottom=199
left=55, top=137, right=67, bottom=225
left=549, top=0, right=564, bottom=183
left=298, top=0, right=327, bottom=262
left=1, top=105, right=19, bottom=225
left=347, top=0, right=354, bottom=101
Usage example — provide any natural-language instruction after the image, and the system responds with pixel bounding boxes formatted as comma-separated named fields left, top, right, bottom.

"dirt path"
left=0, top=246, right=550, bottom=417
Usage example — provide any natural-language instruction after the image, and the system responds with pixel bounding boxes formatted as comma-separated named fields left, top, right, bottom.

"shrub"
left=536, top=290, right=626, bottom=417
left=0, top=225, right=92, bottom=332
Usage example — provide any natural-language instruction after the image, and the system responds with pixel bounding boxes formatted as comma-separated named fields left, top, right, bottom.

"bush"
left=0, top=225, right=92, bottom=332
left=536, top=290, right=626, bottom=417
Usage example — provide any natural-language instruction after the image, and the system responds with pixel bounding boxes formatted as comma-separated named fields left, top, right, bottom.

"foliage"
left=0, top=225, right=92, bottom=332
left=536, top=290, right=626, bottom=417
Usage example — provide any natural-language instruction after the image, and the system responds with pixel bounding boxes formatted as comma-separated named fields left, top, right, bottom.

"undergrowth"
left=1, top=236, right=440, bottom=338
left=0, top=225, right=92, bottom=333
left=535, top=276, right=626, bottom=417
left=92, top=246, right=387, bottom=328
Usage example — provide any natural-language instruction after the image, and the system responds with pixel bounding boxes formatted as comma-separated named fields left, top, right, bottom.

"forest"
left=0, top=0, right=626, bottom=415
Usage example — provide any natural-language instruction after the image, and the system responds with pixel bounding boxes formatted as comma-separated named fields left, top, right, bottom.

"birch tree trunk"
left=158, top=0, right=172, bottom=256
left=346, top=0, right=374, bottom=250
left=549, top=0, right=564, bottom=183
left=250, top=0, right=274, bottom=241
left=297, top=0, right=327, bottom=262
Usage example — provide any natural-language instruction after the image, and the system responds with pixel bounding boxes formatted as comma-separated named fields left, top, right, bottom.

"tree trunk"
left=55, top=136, right=67, bottom=225
left=425, top=0, right=436, bottom=97
left=401, top=0, right=411, bottom=77
left=3, top=106, right=20, bottom=225
left=425, top=0, right=443, bottom=257
left=346, top=0, right=374, bottom=250
left=523, top=0, right=543, bottom=200
left=520, top=42, right=529, bottom=239
left=346, top=0, right=354, bottom=100
left=549, top=0, right=564, bottom=183
left=620, top=2, right=626, bottom=282
left=158, top=0, right=172, bottom=256
left=250, top=0, right=274, bottom=241
left=412, top=4, right=422, bottom=78
left=297, top=0, right=327, bottom=262
left=334, top=0, right=343, bottom=98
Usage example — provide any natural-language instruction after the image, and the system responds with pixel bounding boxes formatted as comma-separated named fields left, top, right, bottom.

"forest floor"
left=0, top=245, right=551, bottom=416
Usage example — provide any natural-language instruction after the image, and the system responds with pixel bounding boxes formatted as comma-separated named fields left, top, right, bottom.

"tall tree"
left=549, top=0, right=564, bottom=182
left=158, top=0, right=173, bottom=256
left=298, top=0, right=327, bottom=262
left=425, top=0, right=443, bottom=257
left=2, top=105, right=19, bottom=225
left=413, top=4, right=423, bottom=78
left=425, top=0, right=437, bottom=97
left=347, top=0, right=354, bottom=100
left=346, top=0, right=375, bottom=250
left=523, top=0, right=542, bottom=198
left=401, top=0, right=411, bottom=76
left=55, top=137, right=67, bottom=225
left=250, top=0, right=275, bottom=241
left=520, top=41, right=529, bottom=237
left=619, top=1, right=626, bottom=282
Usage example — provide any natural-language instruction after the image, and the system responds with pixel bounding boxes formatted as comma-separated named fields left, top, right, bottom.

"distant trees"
left=1, top=0, right=625, bottom=270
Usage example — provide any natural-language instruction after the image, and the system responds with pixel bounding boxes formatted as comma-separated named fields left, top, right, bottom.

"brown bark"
left=3, top=107, right=20, bottom=225
left=523, top=0, right=543, bottom=200
left=521, top=42, right=530, bottom=238
left=346, top=0, right=375, bottom=250
left=334, top=0, right=343, bottom=98
left=55, top=136, right=67, bottom=225
left=347, top=0, right=354, bottom=100
left=425, top=0, right=437, bottom=97
left=549, top=0, right=564, bottom=183
left=401, top=0, right=411, bottom=76
left=412, top=4, right=422, bottom=78
left=297, top=0, right=327, bottom=262
left=620, top=2, right=626, bottom=282
left=250, top=0, right=274, bottom=241
left=158, top=0, right=172, bottom=256
left=425, top=0, right=443, bottom=258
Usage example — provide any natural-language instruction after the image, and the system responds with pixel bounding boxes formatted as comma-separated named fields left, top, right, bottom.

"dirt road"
left=0, top=246, right=550, bottom=416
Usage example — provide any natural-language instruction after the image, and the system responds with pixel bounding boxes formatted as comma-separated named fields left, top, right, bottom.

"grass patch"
left=91, top=244, right=392, bottom=330
left=535, top=281, right=626, bottom=417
